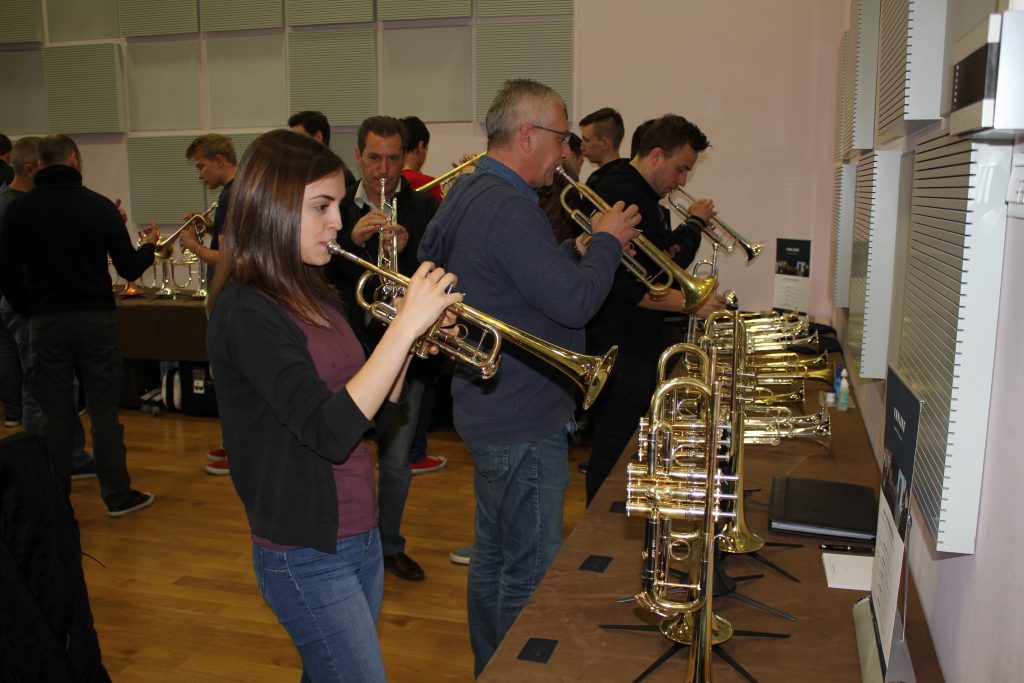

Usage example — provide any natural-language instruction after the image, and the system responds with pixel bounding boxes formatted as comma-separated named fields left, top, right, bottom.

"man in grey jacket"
left=419, top=79, right=639, bottom=676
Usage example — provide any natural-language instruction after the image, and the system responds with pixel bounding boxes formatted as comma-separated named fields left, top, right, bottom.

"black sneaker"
left=71, top=459, right=98, bottom=481
left=107, top=491, right=155, bottom=518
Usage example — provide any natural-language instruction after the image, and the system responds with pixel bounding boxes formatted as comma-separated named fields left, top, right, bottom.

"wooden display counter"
left=480, top=390, right=944, bottom=682
left=115, top=291, right=207, bottom=362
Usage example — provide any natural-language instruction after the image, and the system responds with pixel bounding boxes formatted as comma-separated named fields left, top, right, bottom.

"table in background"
left=480, top=386, right=944, bottom=682
left=116, top=293, right=207, bottom=362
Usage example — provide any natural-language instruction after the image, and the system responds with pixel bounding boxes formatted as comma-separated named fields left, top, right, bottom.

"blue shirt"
left=419, top=155, right=622, bottom=444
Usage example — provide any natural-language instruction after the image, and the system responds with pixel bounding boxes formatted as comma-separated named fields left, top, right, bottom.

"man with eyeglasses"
left=419, top=79, right=640, bottom=676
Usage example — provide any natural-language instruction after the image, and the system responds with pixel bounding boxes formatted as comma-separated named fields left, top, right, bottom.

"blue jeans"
left=375, top=373, right=427, bottom=556
left=253, top=529, right=386, bottom=683
left=2, top=299, right=91, bottom=468
left=465, top=432, right=570, bottom=677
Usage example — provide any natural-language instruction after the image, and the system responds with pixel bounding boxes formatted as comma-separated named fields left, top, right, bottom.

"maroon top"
left=253, top=303, right=377, bottom=548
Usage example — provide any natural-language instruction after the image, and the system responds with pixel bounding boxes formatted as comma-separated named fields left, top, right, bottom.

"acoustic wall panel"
left=874, top=0, right=946, bottom=143
left=832, top=164, right=856, bottom=308
left=289, top=29, right=376, bottom=126
left=0, top=0, right=42, bottom=44
left=285, top=0, right=373, bottom=27
left=834, top=31, right=849, bottom=164
left=477, top=0, right=573, bottom=17
left=897, top=130, right=1011, bottom=554
left=0, top=48, right=47, bottom=134
left=125, top=41, right=202, bottom=131
left=47, top=0, right=119, bottom=42
left=127, top=136, right=208, bottom=224
left=44, top=44, right=124, bottom=134
left=842, top=0, right=880, bottom=159
left=378, top=0, right=470, bottom=21
left=207, top=35, right=287, bottom=128
left=201, top=0, right=283, bottom=32
left=847, top=151, right=900, bottom=378
left=118, top=0, right=197, bottom=37
left=382, top=26, right=472, bottom=122
left=475, top=22, right=573, bottom=123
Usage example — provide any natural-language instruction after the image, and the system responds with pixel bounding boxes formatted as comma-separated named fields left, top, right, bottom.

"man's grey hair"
left=485, top=79, right=566, bottom=149
left=11, top=136, right=42, bottom=172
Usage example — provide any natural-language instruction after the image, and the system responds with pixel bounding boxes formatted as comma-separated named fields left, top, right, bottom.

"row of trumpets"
left=628, top=307, right=834, bottom=681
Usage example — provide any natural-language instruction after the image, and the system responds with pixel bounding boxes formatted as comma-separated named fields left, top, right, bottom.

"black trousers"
left=29, top=310, right=133, bottom=505
left=585, top=354, right=656, bottom=504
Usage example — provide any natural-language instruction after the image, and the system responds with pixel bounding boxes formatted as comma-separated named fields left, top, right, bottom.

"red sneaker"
left=205, top=457, right=229, bottom=476
left=409, top=455, right=447, bottom=475
left=207, top=447, right=226, bottom=462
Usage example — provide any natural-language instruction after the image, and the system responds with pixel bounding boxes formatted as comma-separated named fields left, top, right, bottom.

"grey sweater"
left=418, top=156, right=621, bottom=444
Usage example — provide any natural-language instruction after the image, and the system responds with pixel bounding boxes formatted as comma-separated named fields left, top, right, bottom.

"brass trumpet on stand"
left=326, top=241, right=617, bottom=410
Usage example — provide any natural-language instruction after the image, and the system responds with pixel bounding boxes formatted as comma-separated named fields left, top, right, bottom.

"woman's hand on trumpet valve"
left=392, top=261, right=463, bottom=351
left=137, top=222, right=160, bottom=246
left=591, top=200, right=641, bottom=248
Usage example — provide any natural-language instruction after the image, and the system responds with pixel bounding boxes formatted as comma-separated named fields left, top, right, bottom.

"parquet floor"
left=0, top=409, right=590, bottom=682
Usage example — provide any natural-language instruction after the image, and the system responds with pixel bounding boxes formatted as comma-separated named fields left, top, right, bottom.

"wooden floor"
left=0, top=410, right=590, bottom=682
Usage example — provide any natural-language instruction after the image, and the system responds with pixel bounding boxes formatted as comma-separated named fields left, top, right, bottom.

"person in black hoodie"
left=0, top=134, right=159, bottom=517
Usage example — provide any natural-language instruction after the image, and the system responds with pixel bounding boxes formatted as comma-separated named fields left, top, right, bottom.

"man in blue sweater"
left=419, top=79, right=640, bottom=676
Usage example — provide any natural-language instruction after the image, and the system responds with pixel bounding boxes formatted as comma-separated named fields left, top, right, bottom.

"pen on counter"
left=820, top=544, right=875, bottom=554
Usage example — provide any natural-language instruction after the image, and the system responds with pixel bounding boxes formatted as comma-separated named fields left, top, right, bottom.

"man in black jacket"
left=0, top=134, right=159, bottom=516
left=327, top=116, right=441, bottom=581
left=584, top=115, right=726, bottom=504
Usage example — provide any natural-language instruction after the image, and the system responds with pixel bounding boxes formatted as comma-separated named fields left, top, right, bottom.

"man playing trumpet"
left=419, top=79, right=640, bottom=676
left=583, top=114, right=728, bottom=504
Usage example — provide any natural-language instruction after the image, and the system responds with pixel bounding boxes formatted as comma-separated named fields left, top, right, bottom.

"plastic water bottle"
left=838, top=378, right=850, bottom=411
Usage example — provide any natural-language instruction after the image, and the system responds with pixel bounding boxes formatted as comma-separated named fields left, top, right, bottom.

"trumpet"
left=554, top=166, right=715, bottom=309
left=416, top=152, right=486, bottom=197
left=153, top=202, right=218, bottom=260
left=666, top=187, right=763, bottom=262
left=327, top=241, right=618, bottom=410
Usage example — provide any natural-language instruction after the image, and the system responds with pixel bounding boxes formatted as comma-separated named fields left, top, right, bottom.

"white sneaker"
left=449, top=544, right=472, bottom=565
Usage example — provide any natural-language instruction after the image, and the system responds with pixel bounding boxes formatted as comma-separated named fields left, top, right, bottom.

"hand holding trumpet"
left=137, top=222, right=160, bottom=247
left=351, top=210, right=409, bottom=252
left=389, top=261, right=463, bottom=352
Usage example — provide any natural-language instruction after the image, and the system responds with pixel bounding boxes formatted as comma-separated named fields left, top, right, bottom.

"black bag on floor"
left=162, top=362, right=218, bottom=417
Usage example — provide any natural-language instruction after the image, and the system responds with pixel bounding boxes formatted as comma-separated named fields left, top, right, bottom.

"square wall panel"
left=48, top=0, right=119, bottom=42
left=44, top=43, right=124, bottom=133
left=289, top=29, right=376, bottom=126
left=0, top=48, right=47, bottom=134
left=382, top=26, right=471, bottom=122
left=126, top=40, right=202, bottom=131
left=118, top=0, right=197, bottom=37
left=378, top=0, right=470, bottom=20
left=285, top=0, right=373, bottom=26
left=208, top=35, right=286, bottom=128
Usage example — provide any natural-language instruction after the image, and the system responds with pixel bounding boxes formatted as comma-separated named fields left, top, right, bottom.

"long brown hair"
left=206, top=129, right=343, bottom=323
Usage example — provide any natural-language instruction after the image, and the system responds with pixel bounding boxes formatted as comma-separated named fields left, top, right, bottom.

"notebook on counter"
left=769, top=476, right=877, bottom=542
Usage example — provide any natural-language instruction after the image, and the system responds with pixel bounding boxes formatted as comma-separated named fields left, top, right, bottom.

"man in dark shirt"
left=579, top=107, right=624, bottom=189
left=584, top=114, right=726, bottom=504
left=327, top=115, right=441, bottom=582
left=0, top=134, right=159, bottom=516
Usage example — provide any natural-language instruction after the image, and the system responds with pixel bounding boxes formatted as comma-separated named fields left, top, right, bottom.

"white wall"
left=574, top=0, right=846, bottom=320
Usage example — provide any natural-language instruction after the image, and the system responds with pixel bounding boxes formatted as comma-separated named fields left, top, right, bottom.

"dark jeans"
left=0, top=299, right=21, bottom=421
left=585, top=354, right=656, bottom=504
left=2, top=298, right=91, bottom=467
left=29, top=310, right=132, bottom=505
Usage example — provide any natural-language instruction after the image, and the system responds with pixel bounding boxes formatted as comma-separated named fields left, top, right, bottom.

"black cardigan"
left=207, top=282, right=399, bottom=553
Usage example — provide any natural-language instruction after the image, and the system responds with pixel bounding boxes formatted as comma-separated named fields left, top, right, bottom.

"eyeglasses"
left=532, top=124, right=572, bottom=145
